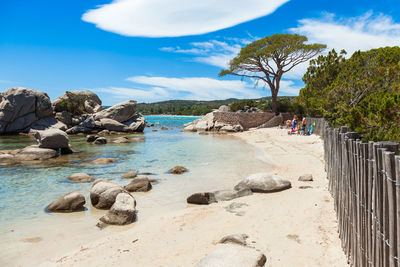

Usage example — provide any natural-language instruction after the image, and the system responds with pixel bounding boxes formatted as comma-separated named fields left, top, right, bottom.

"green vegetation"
left=297, top=47, right=400, bottom=142
left=220, top=33, right=326, bottom=113
left=137, top=97, right=302, bottom=116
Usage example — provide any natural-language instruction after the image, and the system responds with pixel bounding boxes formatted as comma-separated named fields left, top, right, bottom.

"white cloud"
left=291, top=12, right=400, bottom=56
left=160, top=39, right=246, bottom=68
left=82, top=0, right=289, bottom=37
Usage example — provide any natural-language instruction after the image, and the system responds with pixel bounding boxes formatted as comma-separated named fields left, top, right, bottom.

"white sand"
left=11, top=128, right=348, bottom=266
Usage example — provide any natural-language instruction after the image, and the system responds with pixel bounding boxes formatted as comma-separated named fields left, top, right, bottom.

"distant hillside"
left=136, top=96, right=301, bottom=115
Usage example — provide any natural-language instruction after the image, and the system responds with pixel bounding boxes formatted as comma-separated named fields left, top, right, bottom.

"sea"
left=0, top=115, right=268, bottom=264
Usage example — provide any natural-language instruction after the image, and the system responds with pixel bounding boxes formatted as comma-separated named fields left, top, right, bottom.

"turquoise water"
left=0, top=116, right=267, bottom=226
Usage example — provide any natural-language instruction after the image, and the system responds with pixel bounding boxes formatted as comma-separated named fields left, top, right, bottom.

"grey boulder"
left=90, top=179, right=127, bottom=209
left=234, top=173, right=291, bottom=193
left=94, top=100, right=137, bottom=123
left=196, top=244, right=266, bottom=267
left=52, top=90, right=102, bottom=115
left=34, top=129, right=70, bottom=149
left=47, top=192, right=86, bottom=212
left=187, top=192, right=217, bottom=205
left=93, top=137, right=107, bottom=145
left=124, top=178, right=152, bottom=192
left=14, top=146, right=59, bottom=161
left=99, top=192, right=136, bottom=225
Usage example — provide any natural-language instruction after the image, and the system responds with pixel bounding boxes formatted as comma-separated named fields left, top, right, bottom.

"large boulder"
left=0, top=87, right=53, bottom=134
left=99, top=192, right=136, bottom=225
left=234, top=173, right=291, bottom=193
left=94, top=100, right=137, bottom=123
left=27, top=118, right=67, bottom=132
left=34, top=129, right=70, bottom=149
left=123, top=114, right=146, bottom=132
left=47, top=192, right=86, bottom=212
left=99, top=118, right=129, bottom=132
left=52, top=90, right=102, bottom=115
left=196, top=244, right=267, bottom=267
left=124, top=178, right=152, bottom=192
left=14, top=146, right=59, bottom=161
left=90, top=179, right=127, bottom=209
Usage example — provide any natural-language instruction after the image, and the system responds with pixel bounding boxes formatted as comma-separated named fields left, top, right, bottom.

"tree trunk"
left=271, top=92, right=278, bottom=114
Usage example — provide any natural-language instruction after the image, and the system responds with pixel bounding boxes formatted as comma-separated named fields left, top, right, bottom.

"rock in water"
left=94, top=100, right=137, bottom=123
left=213, top=189, right=252, bottom=201
left=113, top=137, right=131, bottom=144
left=196, top=244, right=266, bottom=267
left=90, top=179, right=127, bottom=209
left=86, top=135, right=99, bottom=143
left=124, top=178, right=152, bottom=192
left=122, top=171, right=137, bottom=179
left=0, top=87, right=53, bottom=134
left=170, top=166, right=188, bottom=174
left=187, top=192, right=217, bottom=205
left=15, top=146, right=59, bottom=161
left=219, top=234, right=249, bottom=246
left=99, top=192, right=136, bottom=225
left=234, top=173, right=291, bottom=193
left=68, top=173, right=94, bottom=183
left=34, top=129, right=70, bottom=149
left=91, top=158, right=118, bottom=165
left=298, top=174, right=313, bottom=182
left=52, top=90, right=102, bottom=115
left=47, top=192, right=86, bottom=212
left=93, top=137, right=107, bottom=145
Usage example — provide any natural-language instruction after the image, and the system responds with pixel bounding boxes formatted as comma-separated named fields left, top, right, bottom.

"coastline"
left=9, top=127, right=348, bottom=266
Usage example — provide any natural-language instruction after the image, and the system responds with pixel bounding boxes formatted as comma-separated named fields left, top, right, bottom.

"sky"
left=1, top=0, right=400, bottom=105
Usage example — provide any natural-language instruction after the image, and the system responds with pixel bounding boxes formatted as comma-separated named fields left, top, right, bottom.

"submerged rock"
left=68, top=173, right=94, bottom=183
left=15, top=146, right=59, bottom=161
left=91, top=158, right=118, bottom=165
left=196, top=244, right=266, bottom=267
left=122, top=171, right=137, bottom=179
left=124, top=178, right=152, bottom=192
left=170, top=166, right=188, bottom=174
left=99, top=192, right=136, bottom=225
left=47, top=192, right=86, bottom=212
left=187, top=192, right=217, bottom=205
left=90, top=179, right=127, bottom=209
left=113, top=136, right=131, bottom=144
left=234, top=173, right=291, bottom=193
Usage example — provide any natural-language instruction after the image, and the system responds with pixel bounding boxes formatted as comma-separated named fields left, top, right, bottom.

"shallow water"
left=0, top=116, right=269, bottom=264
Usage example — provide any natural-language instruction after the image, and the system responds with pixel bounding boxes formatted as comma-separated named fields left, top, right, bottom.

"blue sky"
left=1, top=0, right=399, bottom=105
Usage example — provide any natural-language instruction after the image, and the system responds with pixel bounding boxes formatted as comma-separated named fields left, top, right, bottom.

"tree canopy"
left=297, top=46, right=400, bottom=142
left=219, top=33, right=326, bottom=113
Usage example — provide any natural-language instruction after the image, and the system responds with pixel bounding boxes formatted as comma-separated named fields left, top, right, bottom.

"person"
left=292, top=115, right=297, bottom=130
left=301, top=117, right=307, bottom=135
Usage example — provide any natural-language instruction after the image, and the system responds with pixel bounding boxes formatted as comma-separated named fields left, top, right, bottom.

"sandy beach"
left=7, top=127, right=345, bottom=267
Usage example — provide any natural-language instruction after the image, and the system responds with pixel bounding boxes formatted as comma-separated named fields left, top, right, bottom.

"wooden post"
left=395, top=156, right=400, bottom=267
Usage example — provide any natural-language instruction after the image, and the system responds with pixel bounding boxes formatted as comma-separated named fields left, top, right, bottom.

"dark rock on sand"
left=90, top=179, right=127, bottom=209
left=99, top=192, right=136, bottom=225
left=234, top=173, right=291, bottom=193
left=196, top=244, right=267, bottom=267
left=187, top=192, right=217, bottom=205
left=170, top=166, right=188, bottom=174
left=124, top=178, right=152, bottom=192
left=47, top=192, right=86, bottom=212
left=298, top=174, right=313, bottom=182
left=68, top=173, right=94, bottom=183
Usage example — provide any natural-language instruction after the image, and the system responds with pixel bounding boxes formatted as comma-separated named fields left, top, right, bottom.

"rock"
left=93, top=137, right=107, bottom=145
left=99, top=118, right=129, bottom=132
left=99, top=192, right=136, bottom=225
left=34, top=129, right=70, bottom=149
left=14, top=146, right=59, bottom=161
left=170, top=166, right=188, bottom=174
left=182, top=124, right=196, bottom=132
left=0, top=87, right=53, bottom=134
left=161, top=126, right=168, bottom=130
left=187, top=192, right=217, bottom=205
left=195, top=112, right=214, bottom=131
left=55, top=111, right=72, bottom=126
left=124, top=114, right=146, bottom=132
left=66, top=125, right=92, bottom=134
left=94, top=100, right=137, bottom=123
left=86, top=135, right=99, bottom=142
left=113, top=137, right=131, bottom=144
left=68, top=173, right=94, bottom=183
left=298, top=174, right=313, bottom=182
left=234, top=173, right=291, bottom=193
left=52, top=90, right=102, bottom=115
left=124, top=178, right=152, bottom=192
left=91, top=158, right=118, bottom=165
left=122, top=171, right=137, bottom=179
left=47, top=192, right=86, bottom=212
left=98, top=129, right=110, bottom=135
left=219, top=234, right=249, bottom=246
left=299, top=186, right=313, bottom=189
left=27, top=117, right=68, bottom=132
left=213, top=189, right=252, bottom=201
left=196, top=244, right=267, bottom=267
left=218, top=105, right=231, bottom=112
left=90, top=179, right=127, bottom=209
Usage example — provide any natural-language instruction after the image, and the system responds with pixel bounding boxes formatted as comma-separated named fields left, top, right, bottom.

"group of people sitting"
left=286, top=115, right=314, bottom=135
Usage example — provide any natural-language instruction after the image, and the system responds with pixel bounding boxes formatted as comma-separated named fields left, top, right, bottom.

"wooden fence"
left=307, top=118, right=400, bottom=267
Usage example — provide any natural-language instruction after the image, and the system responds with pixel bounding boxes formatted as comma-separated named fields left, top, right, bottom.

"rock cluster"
left=183, top=111, right=244, bottom=133
left=0, top=88, right=146, bottom=135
